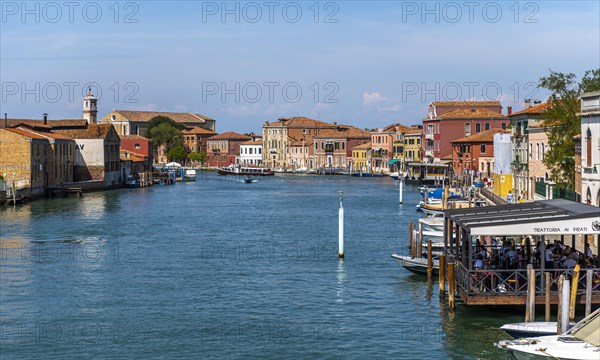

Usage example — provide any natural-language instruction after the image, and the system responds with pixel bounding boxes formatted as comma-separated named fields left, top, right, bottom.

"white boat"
left=184, top=169, right=196, bottom=181
left=496, top=308, right=600, bottom=360
left=419, top=217, right=444, bottom=232
left=501, top=322, right=576, bottom=338
left=421, top=207, right=444, bottom=217
left=391, top=254, right=439, bottom=275
left=389, top=171, right=399, bottom=180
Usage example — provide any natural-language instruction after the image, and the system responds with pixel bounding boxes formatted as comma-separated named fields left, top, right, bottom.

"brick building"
left=206, top=132, right=251, bottom=167
left=313, top=126, right=371, bottom=171
left=451, top=129, right=506, bottom=179
left=423, top=101, right=508, bottom=163
left=100, top=110, right=216, bottom=137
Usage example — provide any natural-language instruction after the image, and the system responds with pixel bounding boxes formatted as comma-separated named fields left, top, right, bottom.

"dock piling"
left=569, top=264, right=580, bottom=321
left=557, top=276, right=570, bottom=335
left=398, top=178, right=403, bottom=205
left=448, top=262, right=455, bottom=310
left=427, top=240, right=433, bottom=281
left=545, top=272, right=551, bottom=322
left=525, top=264, right=535, bottom=322
left=438, top=255, right=446, bottom=298
left=586, top=269, right=593, bottom=316
left=418, top=223, right=423, bottom=259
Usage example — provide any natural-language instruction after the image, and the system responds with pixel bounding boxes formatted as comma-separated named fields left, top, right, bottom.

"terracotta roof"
left=265, top=117, right=336, bottom=128
left=207, top=131, right=251, bottom=141
left=573, top=133, right=582, bottom=140
left=437, top=108, right=507, bottom=120
left=241, top=139, right=262, bottom=145
left=2, top=119, right=88, bottom=129
left=314, top=126, right=371, bottom=139
left=2, top=127, right=48, bottom=140
left=405, top=128, right=423, bottom=135
left=54, top=124, right=115, bottom=139
left=451, top=128, right=507, bottom=143
left=353, top=142, right=372, bottom=150
left=432, top=101, right=501, bottom=107
left=183, top=126, right=216, bottom=135
left=528, top=121, right=547, bottom=128
left=120, top=152, right=146, bottom=162
left=110, top=110, right=214, bottom=123
left=508, top=102, right=550, bottom=117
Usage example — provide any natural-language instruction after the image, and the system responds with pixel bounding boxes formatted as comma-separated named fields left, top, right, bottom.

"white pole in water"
left=338, top=191, right=344, bottom=258
left=399, top=178, right=403, bottom=205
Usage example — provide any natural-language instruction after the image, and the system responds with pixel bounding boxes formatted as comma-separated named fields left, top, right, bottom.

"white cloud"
left=378, top=104, right=401, bottom=112
left=362, top=92, right=387, bottom=106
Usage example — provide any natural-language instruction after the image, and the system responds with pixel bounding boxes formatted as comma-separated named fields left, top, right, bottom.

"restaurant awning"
left=445, top=199, right=600, bottom=236
left=387, top=159, right=399, bottom=165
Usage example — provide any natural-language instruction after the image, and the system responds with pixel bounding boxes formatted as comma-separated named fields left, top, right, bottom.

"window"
left=536, top=143, right=540, bottom=160
left=501, top=123, right=506, bottom=129
left=529, top=143, right=533, bottom=159
left=541, top=143, right=545, bottom=160
left=475, top=123, right=481, bottom=133
left=335, top=142, right=339, bottom=150
left=135, top=143, right=141, bottom=149
left=480, top=144, right=486, bottom=154
left=342, top=142, right=345, bottom=150
left=302, top=129, right=306, bottom=134
left=485, top=123, right=490, bottom=131
left=465, top=123, right=471, bottom=137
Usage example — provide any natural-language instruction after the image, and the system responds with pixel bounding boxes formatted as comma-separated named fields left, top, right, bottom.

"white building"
left=493, top=133, right=512, bottom=175
left=239, top=139, right=262, bottom=166
left=579, top=91, right=600, bottom=206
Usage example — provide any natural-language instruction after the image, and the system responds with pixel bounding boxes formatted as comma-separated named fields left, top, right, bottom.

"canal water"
left=1, top=173, right=522, bottom=359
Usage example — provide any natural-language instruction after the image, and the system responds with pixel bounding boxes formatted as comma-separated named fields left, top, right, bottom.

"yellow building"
left=352, top=142, right=371, bottom=173
left=403, top=128, right=423, bottom=164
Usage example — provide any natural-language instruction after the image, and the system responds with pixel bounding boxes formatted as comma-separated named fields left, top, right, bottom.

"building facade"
left=206, top=132, right=252, bottom=167
left=100, top=110, right=216, bottom=137
left=423, top=101, right=508, bottom=163
left=527, top=122, right=551, bottom=200
left=352, top=142, right=371, bottom=173
left=579, top=91, right=600, bottom=206
left=313, top=126, right=371, bottom=171
left=182, top=126, right=217, bottom=155
left=262, top=117, right=338, bottom=170
left=450, top=129, right=505, bottom=179
left=240, top=138, right=263, bottom=166
left=370, top=125, right=396, bottom=173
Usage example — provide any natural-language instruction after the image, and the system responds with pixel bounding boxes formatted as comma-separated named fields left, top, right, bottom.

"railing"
left=454, top=262, right=600, bottom=296
left=535, top=181, right=546, bottom=197
left=552, top=187, right=577, bottom=202
left=425, top=133, right=434, bottom=140
left=480, top=187, right=507, bottom=205
left=425, top=149, right=434, bottom=156
left=583, top=166, right=598, bottom=174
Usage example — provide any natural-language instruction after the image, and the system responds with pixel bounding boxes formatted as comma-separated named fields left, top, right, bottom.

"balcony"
left=425, top=133, right=434, bottom=140
left=511, top=159, right=528, bottom=172
left=583, top=166, right=599, bottom=175
left=425, top=149, right=434, bottom=157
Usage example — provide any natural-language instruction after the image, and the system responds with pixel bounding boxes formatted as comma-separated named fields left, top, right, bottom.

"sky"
left=1, top=1, right=599, bottom=133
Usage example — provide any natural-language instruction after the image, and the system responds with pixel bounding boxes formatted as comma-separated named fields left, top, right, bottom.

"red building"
left=120, top=135, right=153, bottom=166
left=451, top=128, right=506, bottom=178
left=313, top=125, right=371, bottom=170
left=206, top=132, right=251, bottom=167
left=423, top=101, right=508, bottom=163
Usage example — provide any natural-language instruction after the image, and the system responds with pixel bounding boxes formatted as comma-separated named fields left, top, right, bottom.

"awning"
left=387, top=159, right=399, bottom=165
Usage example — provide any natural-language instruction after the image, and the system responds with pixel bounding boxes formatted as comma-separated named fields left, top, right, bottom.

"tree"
left=188, top=151, right=206, bottom=166
left=146, top=116, right=183, bottom=154
left=167, top=146, right=187, bottom=162
left=539, top=69, right=600, bottom=189
left=198, top=150, right=207, bottom=164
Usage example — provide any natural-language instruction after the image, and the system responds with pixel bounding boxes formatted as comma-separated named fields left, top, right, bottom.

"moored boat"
left=391, top=254, right=439, bottom=275
left=125, top=175, right=140, bottom=188
left=500, top=322, right=576, bottom=338
left=183, top=169, right=196, bottom=181
left=496, top=308, right=600, bottom=360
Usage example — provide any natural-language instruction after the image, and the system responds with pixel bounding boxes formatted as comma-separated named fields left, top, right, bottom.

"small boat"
left=391, top=254, right=439, bottom=275
left=243, top=176, right=255, bottom=183
left=389, top=171, right=399, bottom=180
left=419, top=217, right=444, bottom=232
left=501, top=322, right=576, bottom=338
left=125, top=175, right=140, bottom=188
left=496, top=308, right=600, bottom=360
left=183, top=169, right=196, bottom=181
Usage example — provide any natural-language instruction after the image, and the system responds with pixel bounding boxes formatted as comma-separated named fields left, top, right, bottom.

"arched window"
left=586, top=128, right=592, bottom=167
left=586, top=187, right=592, bottom=205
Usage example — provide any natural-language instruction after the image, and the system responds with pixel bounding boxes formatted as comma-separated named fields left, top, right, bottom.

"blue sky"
left=1, top=1, right=599, bottom=132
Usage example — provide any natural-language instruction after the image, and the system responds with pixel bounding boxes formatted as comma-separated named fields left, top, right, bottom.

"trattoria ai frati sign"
left=470, top=218, right=600, bottom=236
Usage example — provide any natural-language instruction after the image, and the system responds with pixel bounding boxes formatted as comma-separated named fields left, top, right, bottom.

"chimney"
left=43, top=113, right=48, bottom=125
left=524, top=99, right=531, bottom=108
left=507, top=106, right=512, bottom=115
left=534, top=100, right=541, bottom=105
left=4, top=113, right=6, bottom=128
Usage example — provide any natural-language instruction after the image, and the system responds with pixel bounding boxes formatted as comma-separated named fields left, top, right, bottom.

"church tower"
left=83, top=87, right=98, bottom=124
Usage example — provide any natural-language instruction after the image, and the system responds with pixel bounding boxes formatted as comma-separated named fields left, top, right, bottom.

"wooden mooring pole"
left=545, top=272, right=551, bottom=322
left=438, top=255, right=446, bottom=298
left=525, top=264, right=535, bottom=322
left=557, top=275, right=570, bottom=335
left=408, top=222, right=413, bottom=252
left=569, top=264, right=580, bottom=321
left=427, top=240, right=433, bottom=281
left=418, top=223, right=423, bottom=259
left=448, top=262, right=455, bottom=310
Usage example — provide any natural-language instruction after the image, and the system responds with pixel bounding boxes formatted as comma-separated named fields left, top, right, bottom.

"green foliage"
left=539, top=68, right=600, bottom=189
left=145, top=116, right=183, bottom=153
left=188, top=151, right=207, bottom=164
left=198, top=151, right=207, bottom=163
left=167, top=146, right=187, bottom=162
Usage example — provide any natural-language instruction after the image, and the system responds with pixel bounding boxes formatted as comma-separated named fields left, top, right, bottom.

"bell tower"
left=83, top=87, right=98, bottom=124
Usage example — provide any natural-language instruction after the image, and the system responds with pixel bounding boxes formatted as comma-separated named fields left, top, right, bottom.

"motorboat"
left=125, top=175, right=140, bottom=188
left=391, top=254, right=439, bottom=275
left=496, top=308, right=600, bottom=359
left=218, top=165, right=274, bottom=176
left=501, top=322, right=576, bottom=338
left=183, top=169, right=196, bottom=181
left=419, top=217, right=444, bottom=232
left=243, top=176, right=256, bottom=183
